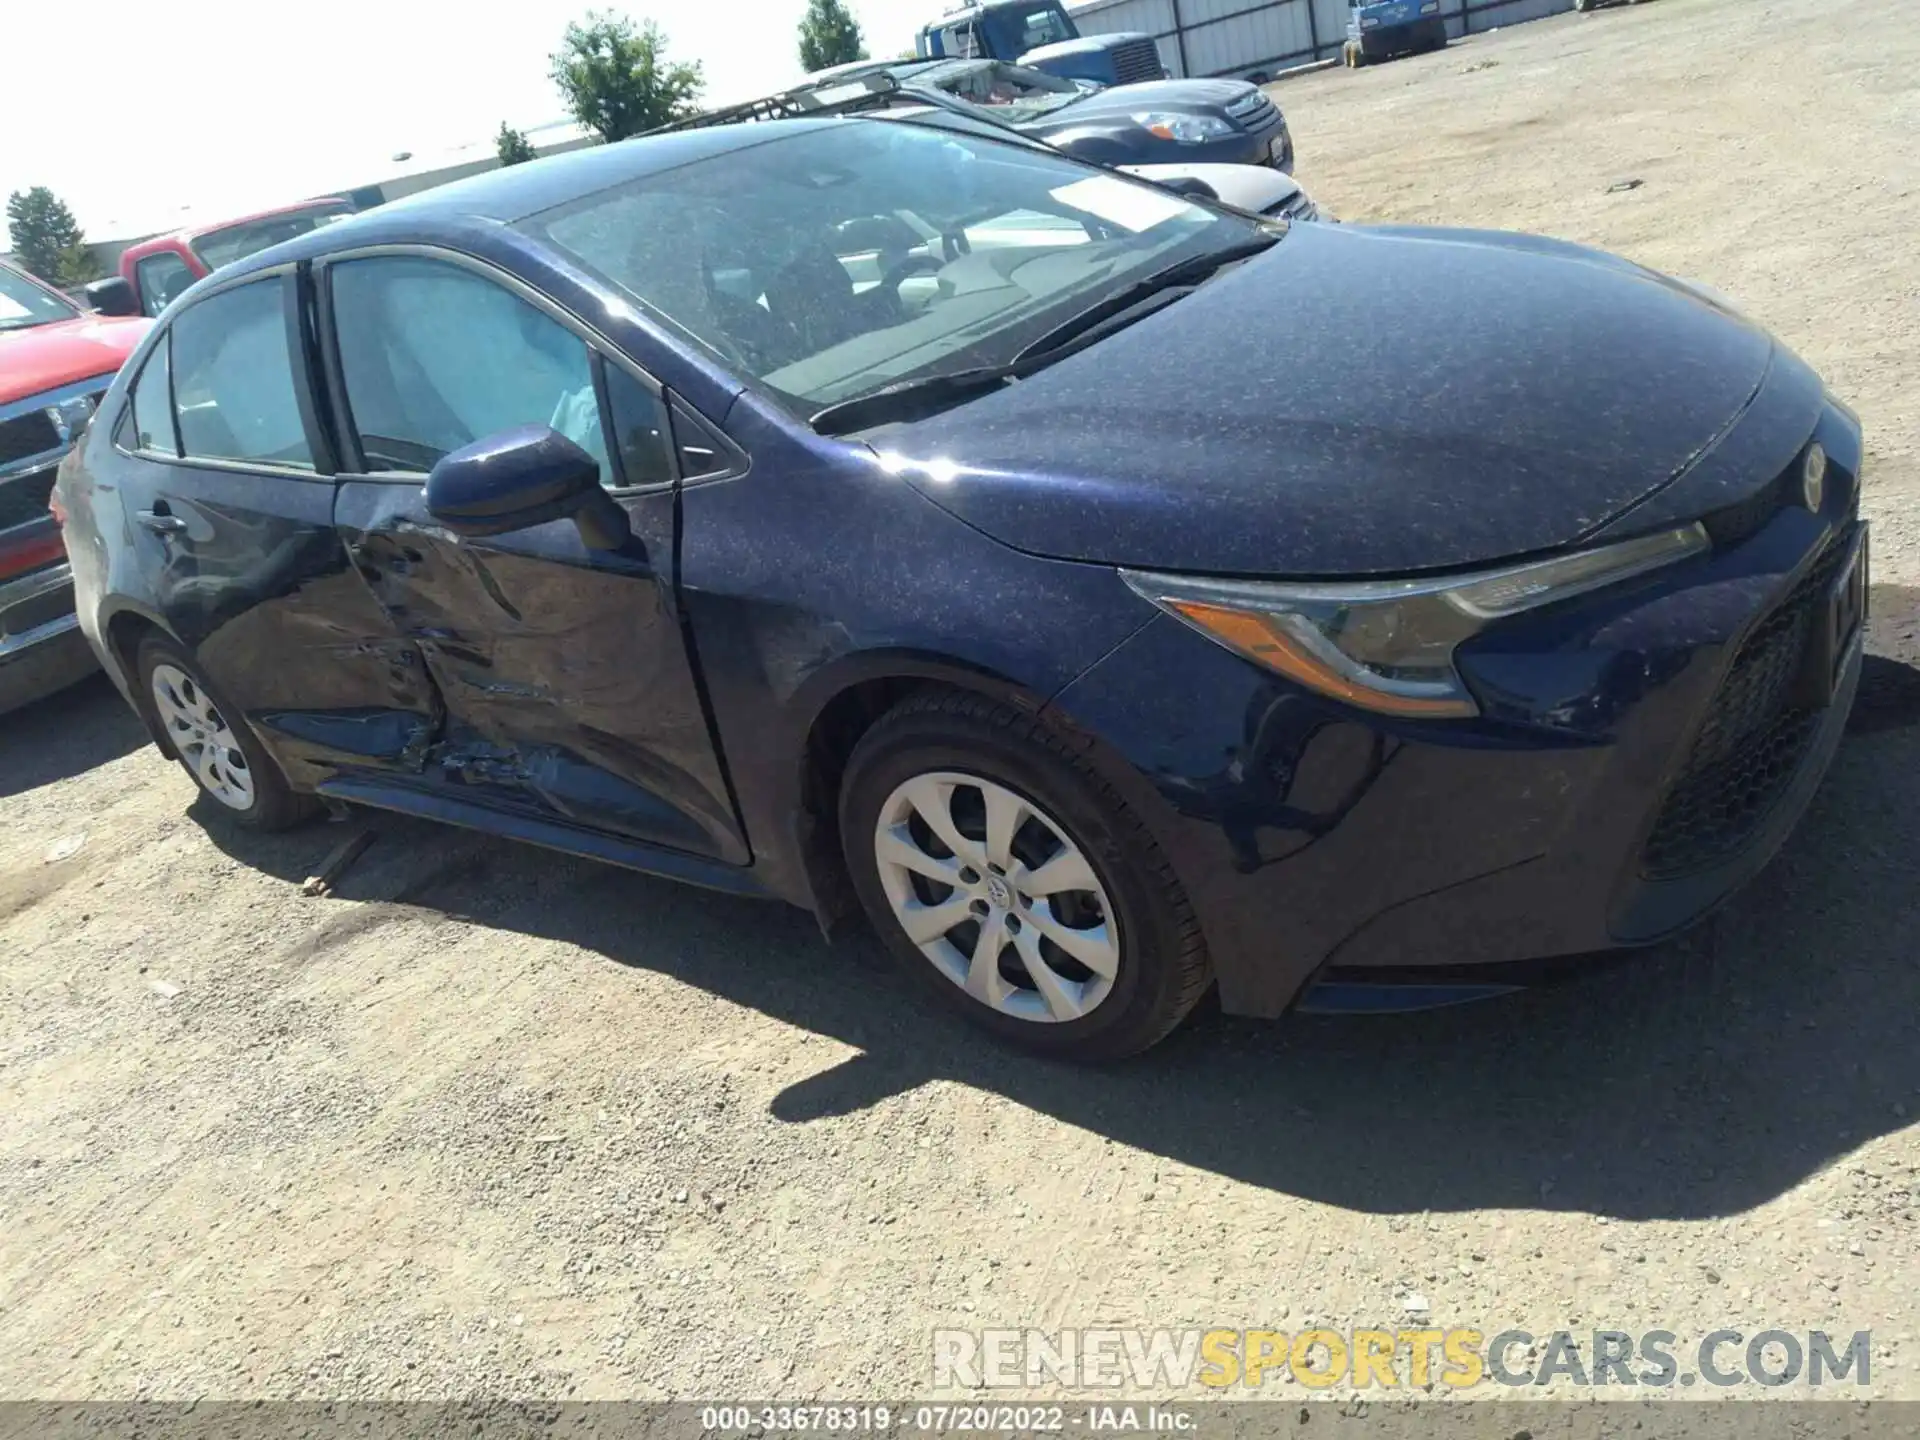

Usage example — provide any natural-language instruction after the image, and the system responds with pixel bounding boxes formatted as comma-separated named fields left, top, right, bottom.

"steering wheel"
left=880, top=252, right=948, bottom=313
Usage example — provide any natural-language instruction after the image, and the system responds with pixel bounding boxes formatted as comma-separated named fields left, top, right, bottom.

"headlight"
left=45, top=392, right=98, bottom=443
left=1131, top=112, right=1235, bottom=143
left=1121, top=524, right=1709, bottom=718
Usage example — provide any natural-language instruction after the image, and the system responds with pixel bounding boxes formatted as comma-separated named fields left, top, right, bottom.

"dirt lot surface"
left=4, top=0, right=1919, bottom=1404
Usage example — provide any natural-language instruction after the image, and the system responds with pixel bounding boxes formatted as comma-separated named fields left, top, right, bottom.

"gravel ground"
left=3, top=0, right=1918, bottom=1403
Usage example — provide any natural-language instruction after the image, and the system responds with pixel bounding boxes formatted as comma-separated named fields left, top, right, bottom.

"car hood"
left=874, top=224, right=1776, bottom=577
left=1038, top=76, right=1257, bottom=122
left=0, top=314, right=150, bottom=403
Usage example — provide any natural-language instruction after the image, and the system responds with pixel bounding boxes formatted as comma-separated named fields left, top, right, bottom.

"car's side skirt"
left=315, top=774, right=773, bottom=899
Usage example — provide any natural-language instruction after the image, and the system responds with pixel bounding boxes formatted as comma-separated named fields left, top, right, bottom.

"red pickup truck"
left=90, top=196, right=357, bottom=318
left=1, top=258, right=149, bottom=711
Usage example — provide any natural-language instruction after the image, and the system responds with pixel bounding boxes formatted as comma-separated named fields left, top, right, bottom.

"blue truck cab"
left=916, top=0, right=1169, bottom=88
left=1343, top=0, right=1448, bottom=66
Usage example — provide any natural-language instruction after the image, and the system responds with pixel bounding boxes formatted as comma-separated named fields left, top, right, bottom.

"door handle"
left=136, top=509, right=187, bottom=535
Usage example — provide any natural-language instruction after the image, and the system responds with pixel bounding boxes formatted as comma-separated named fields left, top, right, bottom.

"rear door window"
left=168, top=277, right=315, bottom=470
left=127, top=334, right=181, bottom=456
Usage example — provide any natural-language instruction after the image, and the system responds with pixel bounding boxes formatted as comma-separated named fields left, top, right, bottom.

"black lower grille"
left=0, top=464, right=60, bottom=533
left=0, top=410, right=61, bottom=468
left=1640, top=533, right=1854, bottom=880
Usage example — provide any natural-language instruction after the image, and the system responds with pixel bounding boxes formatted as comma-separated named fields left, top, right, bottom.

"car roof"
left=205, top=120, right=858, bottom=284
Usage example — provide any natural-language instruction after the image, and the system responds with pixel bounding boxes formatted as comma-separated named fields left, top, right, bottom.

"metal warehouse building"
left=1068, top=0, right=1578, bottom=79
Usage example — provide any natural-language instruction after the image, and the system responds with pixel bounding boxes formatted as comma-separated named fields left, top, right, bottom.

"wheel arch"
left=99, top=601, right=182, bottom=756
left=779, top=651, right=1056, bottom=935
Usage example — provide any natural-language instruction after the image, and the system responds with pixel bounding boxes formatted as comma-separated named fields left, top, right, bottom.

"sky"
left=3, top=0, right=922, bottom=243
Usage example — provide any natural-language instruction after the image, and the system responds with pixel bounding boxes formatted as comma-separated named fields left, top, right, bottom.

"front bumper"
left=0, top=559, right=96, bottom=714
left=1048, top=407, right=1865, bottom=1017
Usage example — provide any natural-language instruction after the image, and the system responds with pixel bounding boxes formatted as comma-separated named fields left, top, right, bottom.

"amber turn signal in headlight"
left=1123, top=524, right=1708, bottom=718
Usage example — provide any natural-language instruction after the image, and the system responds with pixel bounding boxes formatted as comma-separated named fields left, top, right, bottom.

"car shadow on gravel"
left=0, top=673, right=147, bottom=800
left=197, top=642, right=1920, bottom=1224
left=780, top=692, right=1920, bottom=1223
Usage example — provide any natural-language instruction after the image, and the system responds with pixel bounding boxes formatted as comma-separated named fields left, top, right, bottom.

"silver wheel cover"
left=873, top=771, right=1120, bottom=1023
left=150, top=663, right=256, bottom=811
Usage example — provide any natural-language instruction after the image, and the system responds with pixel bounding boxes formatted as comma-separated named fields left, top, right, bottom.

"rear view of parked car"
left=1, top=258, right=148, bottom=712
left=57, top=117, right=1866, bottom=1060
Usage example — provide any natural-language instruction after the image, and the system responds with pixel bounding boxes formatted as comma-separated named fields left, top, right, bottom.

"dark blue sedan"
left=54, top=115, right=1867, bottom=1060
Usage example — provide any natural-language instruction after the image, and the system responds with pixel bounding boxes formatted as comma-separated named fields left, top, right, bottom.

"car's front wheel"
left=137, top=637, right=315, bottom=831
left=839, top=690, right=1210, bottom=1061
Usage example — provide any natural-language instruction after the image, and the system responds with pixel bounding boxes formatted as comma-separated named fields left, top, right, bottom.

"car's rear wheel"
left=839, top=689, right=1210, bottom=1061
left=137, top=637, right=315, bottom=831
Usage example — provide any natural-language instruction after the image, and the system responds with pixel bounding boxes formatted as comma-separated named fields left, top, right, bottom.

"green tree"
left=798, top=0, right=869, bottom=72
left=55, top=243, right=104, bottom=287
left=496, top=122, right=538, bottom=166
left=549, top=11, right=704, bottom=144
left=5, top=187, right=86, bottom=287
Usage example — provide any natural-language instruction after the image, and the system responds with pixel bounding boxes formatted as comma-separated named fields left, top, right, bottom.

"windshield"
left=924, top=60, right=1086, bottom=122
left=983, top=4, right=1076, bottom=53
left=190, top=201, right=356, bottom=271
left=0, top=263, right=81, bottom=331
left=526, top=122, right=1256, bottom=413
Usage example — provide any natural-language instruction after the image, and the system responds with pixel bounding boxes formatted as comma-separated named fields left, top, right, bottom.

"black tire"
left=838, top=689, right=1210, bottom=1062
left=136, top=636, right=317, bottom=832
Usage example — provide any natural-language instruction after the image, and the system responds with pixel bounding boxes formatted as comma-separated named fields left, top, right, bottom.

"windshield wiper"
left=808, top=231, right=1281, bottom=437
left=811, top=363, right=1023, bottom=436
left=1011, top=231, right=1281, bottom=366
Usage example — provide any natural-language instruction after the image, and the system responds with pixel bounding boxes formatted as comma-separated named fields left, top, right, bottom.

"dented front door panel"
left=331, top=478, right=747, bottom=863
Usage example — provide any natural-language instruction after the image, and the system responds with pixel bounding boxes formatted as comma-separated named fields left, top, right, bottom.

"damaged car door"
left=117, top=270, right=442, bottom=779
left=322, top=251, right=746, bottom=863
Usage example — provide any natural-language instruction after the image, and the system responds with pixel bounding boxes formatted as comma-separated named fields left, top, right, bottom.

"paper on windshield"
left=0, top=293, right=30, bottom=321
left=1048, top=176, right=1191, bottom=234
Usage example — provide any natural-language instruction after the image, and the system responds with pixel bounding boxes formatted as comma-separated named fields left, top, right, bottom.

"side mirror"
left=424, top=424, right=632, bottom=551
left=85, top=276, right=141, bottom=318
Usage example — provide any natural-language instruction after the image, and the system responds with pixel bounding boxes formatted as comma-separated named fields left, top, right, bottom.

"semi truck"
left=914, top=0, right=1170, bottom=86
